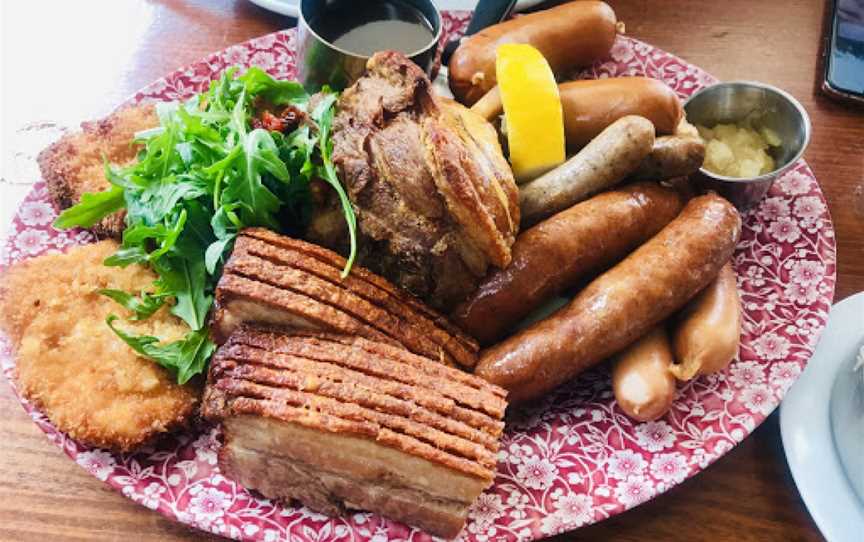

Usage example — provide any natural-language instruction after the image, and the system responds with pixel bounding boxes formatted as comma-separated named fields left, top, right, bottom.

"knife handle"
left=464, top=0, right=519, bottom=36
left=441, top=0, right=518, bottom=64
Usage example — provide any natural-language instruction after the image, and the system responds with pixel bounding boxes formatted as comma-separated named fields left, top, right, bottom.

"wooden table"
left=1, top=1, right=861, bottom=540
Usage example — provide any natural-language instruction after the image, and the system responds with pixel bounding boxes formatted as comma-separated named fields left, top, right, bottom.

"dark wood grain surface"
left=1, top=0, right=861, bottom=540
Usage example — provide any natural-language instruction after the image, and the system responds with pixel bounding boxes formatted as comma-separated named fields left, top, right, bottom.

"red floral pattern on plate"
left=0, top=12, right=836, bottom=541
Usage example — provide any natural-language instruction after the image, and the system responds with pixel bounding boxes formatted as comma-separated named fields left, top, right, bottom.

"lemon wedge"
left=496, top=43, right=565, bottom=182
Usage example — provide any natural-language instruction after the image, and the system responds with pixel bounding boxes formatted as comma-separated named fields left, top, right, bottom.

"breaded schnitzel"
left=0, top=241, right=200, bottom=452
left=37, top=104, right=158, bottom=238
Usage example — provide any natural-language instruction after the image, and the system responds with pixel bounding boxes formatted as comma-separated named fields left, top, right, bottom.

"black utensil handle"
left=441, top=0, right=518, bottom=65
left=464, top=0, right=519, bottom=36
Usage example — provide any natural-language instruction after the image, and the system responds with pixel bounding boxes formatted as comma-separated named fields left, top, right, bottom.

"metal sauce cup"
left=297, top=0, right=442, bottom=92
left=684, top=81, right=811, bottom=211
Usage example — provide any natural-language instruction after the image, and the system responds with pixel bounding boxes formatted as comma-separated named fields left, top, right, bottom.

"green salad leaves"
left=55, top=67, right=356, bottom=384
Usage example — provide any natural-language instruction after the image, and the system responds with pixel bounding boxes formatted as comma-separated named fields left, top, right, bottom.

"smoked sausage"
left=475, top=194, right=741, bottom=403
left=612, top=326, right=677, bottom=422
left=559, top=78, right=683, bottom=149
left=451, top=182, right=683, bottom=345
left=449, top=1, right=618, bottom=105
left=470, top=77, right=683, bottom=151
left=670, top=262, right=741, bottom=380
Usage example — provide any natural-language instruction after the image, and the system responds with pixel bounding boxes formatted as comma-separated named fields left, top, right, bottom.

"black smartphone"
left=823, top=0, right=864, bottom=103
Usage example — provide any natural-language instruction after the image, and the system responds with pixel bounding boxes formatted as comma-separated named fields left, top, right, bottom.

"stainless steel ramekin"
left=684, top=81, right=811, bottom=211
left=297, top=0, right=442, bottom=92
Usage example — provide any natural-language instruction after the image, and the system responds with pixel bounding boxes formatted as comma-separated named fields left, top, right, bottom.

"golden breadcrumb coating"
left=0, top=241, right=200, bottom=452
left=37, top=104, right=158, bottom=238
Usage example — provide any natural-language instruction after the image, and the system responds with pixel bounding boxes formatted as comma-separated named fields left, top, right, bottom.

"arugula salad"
left=55, top=68, right=356, bottom=384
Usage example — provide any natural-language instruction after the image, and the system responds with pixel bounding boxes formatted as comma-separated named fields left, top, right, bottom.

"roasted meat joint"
left=202, top=325, right=506, bottom=538
left=327, top=51, right=520, bottom=311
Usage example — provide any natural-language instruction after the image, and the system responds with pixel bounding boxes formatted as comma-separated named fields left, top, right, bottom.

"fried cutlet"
left=37, top=104, right=158, bottom=238
left=0, top=241, right=200, bottom=452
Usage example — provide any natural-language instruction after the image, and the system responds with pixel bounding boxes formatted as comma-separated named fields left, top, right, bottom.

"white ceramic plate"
left=780, top=292, right=864, bottom=542
left=246, top=0, right=544, bottom=18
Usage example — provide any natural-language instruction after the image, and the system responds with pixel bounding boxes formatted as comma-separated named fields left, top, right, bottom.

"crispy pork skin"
left=213, top=228, right=479, bottom=368
left=330, top=51, right=519, bottom=311
left=202, top=326, right=506, bottom=538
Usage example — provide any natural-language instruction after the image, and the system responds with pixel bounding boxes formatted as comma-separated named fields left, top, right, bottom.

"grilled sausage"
left=519, top=115, right=655, bottom=226
left=469, top=77, right=682, bottom=152
left=612, top=326, right=677, bottom=422
left=559, top=77, right=683, bottom=149
left=670, top=263, right=741, bottom=380
left=632, top=135, right=706, bottom=181
left=449, top=1, right=618, bottom=105
left=451, top=182, right=683, bottom=345
left=475, top=193, right=741, bottom=403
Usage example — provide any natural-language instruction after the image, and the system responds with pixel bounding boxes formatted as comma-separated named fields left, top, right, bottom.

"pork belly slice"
left=234, top=229, right=478, bottom=367
left=213, top=274, right=397, bottom=345
left=242, top=228, right=475, bottom=350
left=202, top=325, right=507, bottom=539
left=214, top=229, right=479, bottom=368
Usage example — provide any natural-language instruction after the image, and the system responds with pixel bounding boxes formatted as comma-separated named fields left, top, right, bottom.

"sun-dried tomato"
left=260, top=110, right=285, bottom=132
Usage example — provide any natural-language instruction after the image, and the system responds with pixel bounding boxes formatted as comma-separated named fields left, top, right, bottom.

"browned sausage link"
left=559, top=77, right=683, bottom=149
left=448, top=1, right=618, bottom=105
left=451, top=182, right=683, bottom=346
left=475, top=193, right=741, bottom=403
left=631, top=135, right=706, bottom=181
left=469, top=77, right=683, bottom=154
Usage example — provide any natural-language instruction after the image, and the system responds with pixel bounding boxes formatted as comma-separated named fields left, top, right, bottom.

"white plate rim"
left=244, top=0, right=546, bottom=19
left=780, top=292, right=864, bottom=542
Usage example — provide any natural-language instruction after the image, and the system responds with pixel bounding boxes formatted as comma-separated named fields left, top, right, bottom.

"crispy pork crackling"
left=213, top=228, right=479, bottom=368
left=202, top=325, right=506, bottom=538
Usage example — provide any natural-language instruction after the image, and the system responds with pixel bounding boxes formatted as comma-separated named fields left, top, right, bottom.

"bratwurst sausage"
left=449, top=1, right=618, bottom=105
left=631, top=135, right=706, bottom=181
left=451, top=182, right=683, bottom=345
left=519, top=115, right=655, bottom=226
left=475, top=194, right=741, bottom=403
left=559, top=77, right=683, bottom=149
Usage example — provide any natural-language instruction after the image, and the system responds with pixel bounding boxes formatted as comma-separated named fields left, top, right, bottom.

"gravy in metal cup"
left=312, top=0, right=435, bottom=57
left=298, top=0, right=442, bottom=91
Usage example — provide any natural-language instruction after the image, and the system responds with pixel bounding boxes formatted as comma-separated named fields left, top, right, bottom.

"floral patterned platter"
left=0, top=11, right=836, bottom=542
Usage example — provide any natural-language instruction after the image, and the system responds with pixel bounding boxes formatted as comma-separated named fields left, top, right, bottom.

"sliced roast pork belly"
left=202, top=325, right=506, bottom=539
left=212, top=228, right=479, bottom=368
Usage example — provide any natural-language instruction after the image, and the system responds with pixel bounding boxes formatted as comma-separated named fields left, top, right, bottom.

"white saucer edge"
left=245, top=1, right=548, bottom=19
left=780, top=292, right=864, bottom=542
